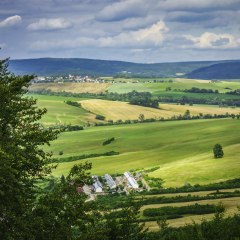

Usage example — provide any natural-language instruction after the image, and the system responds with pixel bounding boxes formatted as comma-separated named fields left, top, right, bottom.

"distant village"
left=80, top=171, right=149, bottom=200
left=32, top=74, right=106, bottom=84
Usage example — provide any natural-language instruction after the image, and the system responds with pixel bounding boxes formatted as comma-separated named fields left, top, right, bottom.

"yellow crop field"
left=29, top=82, right=111, bottom=94
left=80, top=99, right=240, bottom=121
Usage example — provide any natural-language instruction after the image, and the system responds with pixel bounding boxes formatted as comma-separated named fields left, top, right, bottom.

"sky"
left=0, top=0, right=240, bottom=63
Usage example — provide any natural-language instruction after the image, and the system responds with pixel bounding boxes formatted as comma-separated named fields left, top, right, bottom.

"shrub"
left=96, top=114, right=105, bottom=120
left=103, top=137, right=115, bottom=146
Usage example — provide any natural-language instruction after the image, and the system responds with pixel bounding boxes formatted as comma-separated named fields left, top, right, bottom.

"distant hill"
left=186, top=61, right=240, bottom=80
left=8, top=58, right=224, bottom=77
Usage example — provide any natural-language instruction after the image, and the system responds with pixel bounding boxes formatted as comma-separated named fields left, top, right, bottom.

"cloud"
left=158, top=0, right=240, bottom=12
left=27, top=18, right=72, bottom=31
left=185, top=32, right=239, bottom=49
left=99, top=21, right=168, bottom=48
left=96, top=0, right=146, bottom=22
left=30, top=37, right=96, bottom=50
left=165, top=12, right=214, bottom=23
left=30, top=21, right=168, bottom=50
left=0, top=15, right=22, bottom=28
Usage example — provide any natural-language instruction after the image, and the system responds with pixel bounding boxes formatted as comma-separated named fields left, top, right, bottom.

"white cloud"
left=0, top=15, right=22, bottom=28
left=27, top=18, right=72, bottom=31
left=30, top=21, right=168, bottom=50
left=99, top=21, right=168, bottom=48
left=185, top=32, right=239, bottom=49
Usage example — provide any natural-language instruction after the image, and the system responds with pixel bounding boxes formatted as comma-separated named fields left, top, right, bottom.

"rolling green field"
left=80, top=99, right=240, bottom=121
left=107, top=78, right=240, bottom=94
left=29, top=94, right=98, bottom=126
left=49, top=118, right=240, bottom=187
left=31, top=84, right=240, bottom=229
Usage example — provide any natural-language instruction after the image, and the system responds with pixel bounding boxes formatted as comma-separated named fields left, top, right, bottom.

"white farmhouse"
left=124, top=172, right=139, bottom=189
left=93, top=178, right=103, bottom=193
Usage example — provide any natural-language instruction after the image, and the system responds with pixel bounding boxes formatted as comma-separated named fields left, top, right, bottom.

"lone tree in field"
left=213, top=144, right=224, bottom=158
left=138, top=113, right=145, bottom=122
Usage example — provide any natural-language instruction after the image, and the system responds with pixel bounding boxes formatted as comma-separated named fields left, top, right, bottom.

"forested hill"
left=186, top=61, right=240, bottom=80
left=9, top=58, right=223, bottom=77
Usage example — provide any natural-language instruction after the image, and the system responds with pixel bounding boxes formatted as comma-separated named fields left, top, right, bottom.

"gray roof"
left=104, top=174, right=116, bottom=189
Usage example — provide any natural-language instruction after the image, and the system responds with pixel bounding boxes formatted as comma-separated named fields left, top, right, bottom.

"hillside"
left=9, top=58, right=223, bottom=77
left=186, top=61, right=240, bottom=80
left=50, top=118, right=240, bottom=187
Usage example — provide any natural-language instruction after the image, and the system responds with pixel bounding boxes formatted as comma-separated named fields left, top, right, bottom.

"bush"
left=143, top=204, right=217, bottom=217
left=103, top=137, right=115, bottom=146
left=55, top=151, right=119, bottom=163
left=96, top=114, right=105, bottom=120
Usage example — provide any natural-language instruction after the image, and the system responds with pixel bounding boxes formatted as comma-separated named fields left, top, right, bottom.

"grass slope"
left=30, top=94, right=97, bottom=126
left=107, top=78, right=240, bottom=94
left=80, top=99, right=240, bottom=121
left=50, top=119, right=240, bottom=187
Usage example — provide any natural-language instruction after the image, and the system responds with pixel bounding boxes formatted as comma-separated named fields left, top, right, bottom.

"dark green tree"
left=0, top=57, right=148, bottom=239
left=213, top=144, right=224, bottom=158
left=0, top=57, right=59, bottom=239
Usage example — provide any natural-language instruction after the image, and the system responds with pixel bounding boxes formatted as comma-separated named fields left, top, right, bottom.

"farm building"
left=104, top=174, right=117, bottom=189
left=124, top=172, right=139, bottom=189
left=92, top=178, right=103, bottom=193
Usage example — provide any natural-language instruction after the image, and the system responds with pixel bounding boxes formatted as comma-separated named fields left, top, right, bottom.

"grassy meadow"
left=107, top=78, right=240, bottom=94
left=49, top=118, right=240, bottom=187
left=29, top=79, right=240, bottom=187
left=30, top=80, right=240, bottom=229
left=29, top=94, right=98, bottom=126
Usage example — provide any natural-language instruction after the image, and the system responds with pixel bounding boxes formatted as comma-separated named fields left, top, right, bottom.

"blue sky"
left=0, top=0, right=240, bottom=62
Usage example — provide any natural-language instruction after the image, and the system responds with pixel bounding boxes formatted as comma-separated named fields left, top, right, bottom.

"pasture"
left=49, top=118, right=240, bottom=187
left=107, top=78, right=240, bottom=94
left=80, top=99, right=240, bottom=121
left=30, top=94, right=97, bottom=126
left=144, top=196, right=240, bottom=229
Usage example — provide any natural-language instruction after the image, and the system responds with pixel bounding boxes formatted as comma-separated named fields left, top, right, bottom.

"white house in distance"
left=104, top=174, right=117, bottom=189
left=92, top=177, right=103, bottom=193
left=124, top=172, right=139, bottom=189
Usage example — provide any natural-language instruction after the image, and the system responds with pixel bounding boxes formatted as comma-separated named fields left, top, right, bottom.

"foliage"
left=213, top=144, right=224, bottom=158
left=49, top=124, right=84, bottom=132
left=0, top=57, right=59, bottom=239
left=146, top=207, right=240, bottom=240
left=96, top=114, right=106, bottom=120
left=184, top=87, right=219, bottom=94
left=143, top=203, right=218, bottom=218
left=55, top=151, right=120, bottom=163
left=143, top=175, right=164, bottom=188
left=65, top=100, right=81, bottom=108
left=143, top=178, right=240, bottom=195
left=103, top=137, right=115, bottom=146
